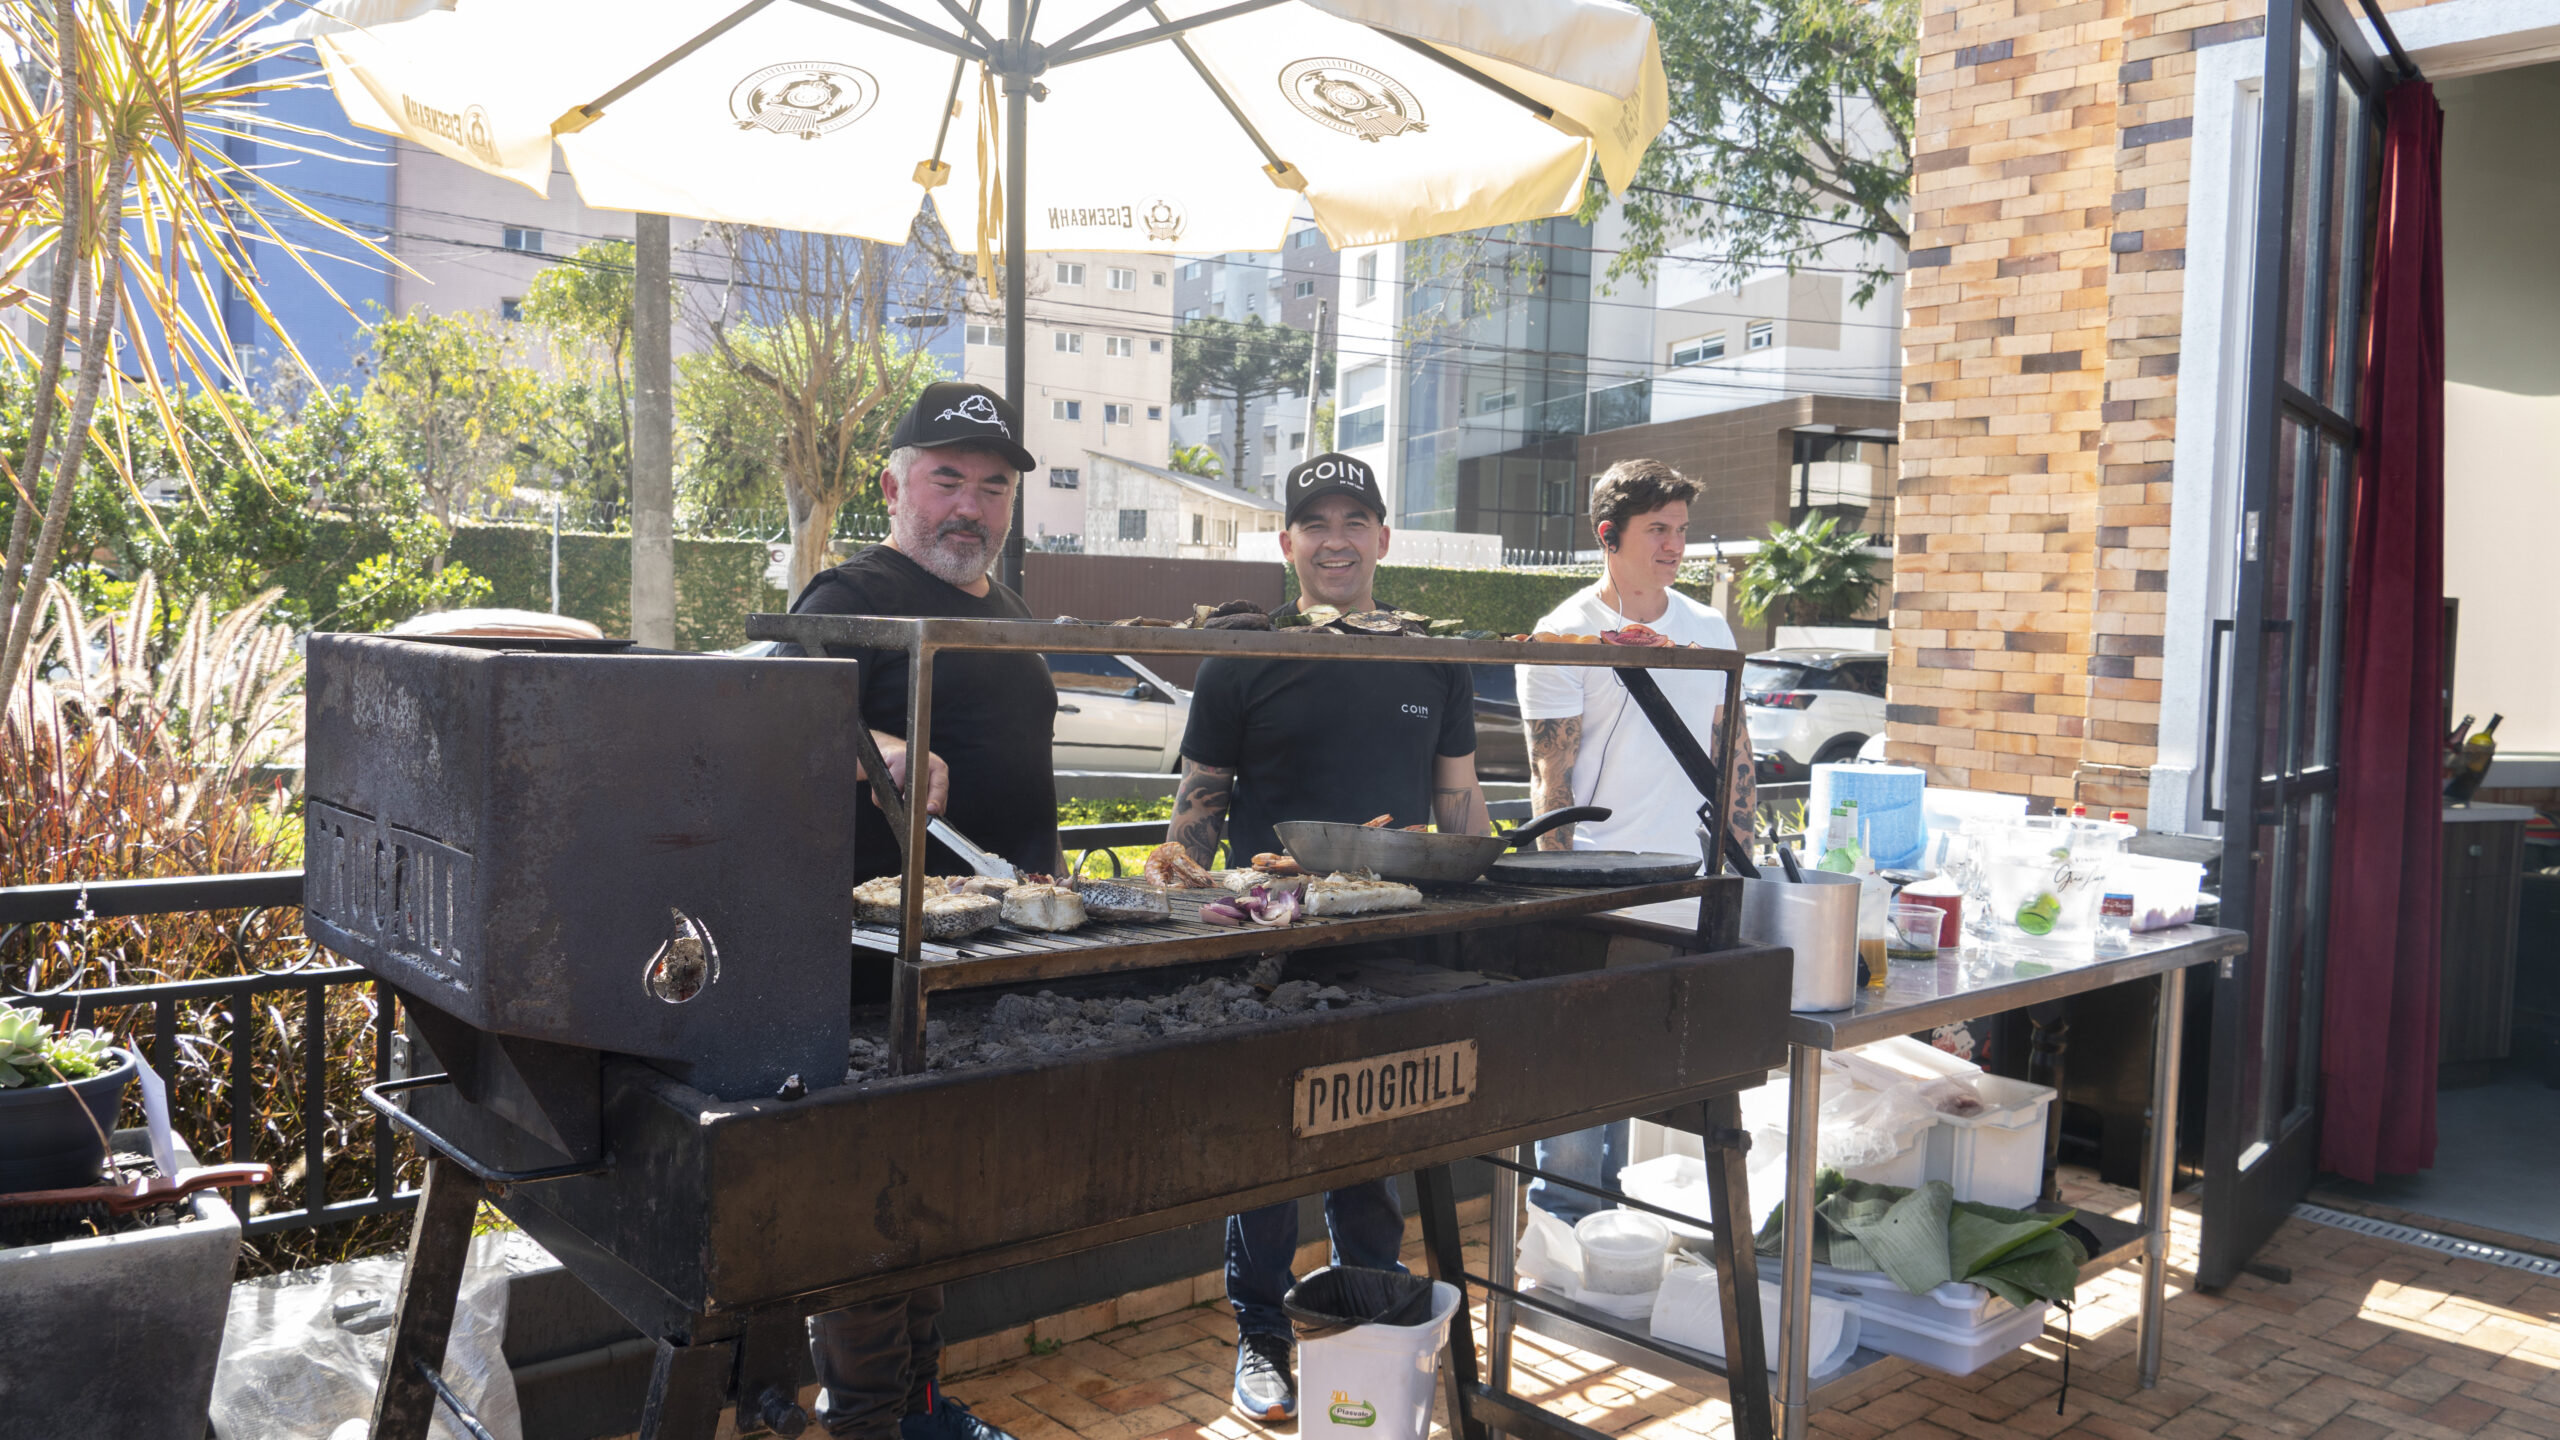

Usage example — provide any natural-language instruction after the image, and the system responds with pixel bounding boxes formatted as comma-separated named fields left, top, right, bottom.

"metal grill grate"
left=2290, top=1203, right=2560, bottom=1277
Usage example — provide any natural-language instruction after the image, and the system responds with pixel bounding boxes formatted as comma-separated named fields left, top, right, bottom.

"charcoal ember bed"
left=847, top=971, right=1389, bottom=1080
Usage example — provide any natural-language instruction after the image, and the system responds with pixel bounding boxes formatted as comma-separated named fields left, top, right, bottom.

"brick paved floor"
left=941, top=1168, right=2560, bottom=1440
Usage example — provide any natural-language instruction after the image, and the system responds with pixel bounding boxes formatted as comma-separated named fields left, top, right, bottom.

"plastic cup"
left=1886, top=902, right=1943, bottom=962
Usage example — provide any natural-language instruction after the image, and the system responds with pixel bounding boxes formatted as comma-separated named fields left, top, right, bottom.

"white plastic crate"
left=1923, top=1074, right=2054, bottom=1209
left=1807, top=1266, right=2050, bottom=1376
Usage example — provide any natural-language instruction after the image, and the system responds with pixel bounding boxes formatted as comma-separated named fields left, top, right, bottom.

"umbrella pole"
left=997, top=0, right=1031, bottom=596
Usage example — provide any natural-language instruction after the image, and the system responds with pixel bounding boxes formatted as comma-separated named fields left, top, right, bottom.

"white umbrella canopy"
left=277, top=0, right=1668, bottom=252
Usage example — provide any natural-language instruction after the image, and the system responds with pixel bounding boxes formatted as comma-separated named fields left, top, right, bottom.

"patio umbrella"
left=271, top=0, right=1671, bottom=582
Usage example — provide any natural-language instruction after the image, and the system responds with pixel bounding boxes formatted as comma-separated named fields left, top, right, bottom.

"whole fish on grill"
left=1077, top=877, right=1171, bottom=922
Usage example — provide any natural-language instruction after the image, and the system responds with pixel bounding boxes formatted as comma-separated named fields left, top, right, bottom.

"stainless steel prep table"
left=1475, top=911, right=2247, bottom=1438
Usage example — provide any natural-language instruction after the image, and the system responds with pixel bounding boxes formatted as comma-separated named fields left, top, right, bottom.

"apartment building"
left=1332, top=205, right=1905, bottom=561
left=963, top=253, right=1177, bottom=548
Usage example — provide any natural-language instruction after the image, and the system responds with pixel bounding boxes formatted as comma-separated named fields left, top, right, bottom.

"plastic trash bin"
left=1285, top=1268, right=1461, bottom=1440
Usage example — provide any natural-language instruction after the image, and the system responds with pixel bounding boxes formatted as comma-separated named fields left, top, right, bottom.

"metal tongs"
left=850, top=719, right=1016, bottom=880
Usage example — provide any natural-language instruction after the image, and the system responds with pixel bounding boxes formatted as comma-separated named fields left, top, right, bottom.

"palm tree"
left=1733, top=515, right=1883, bottom=627
left=0, top=0, right=401, bottom=707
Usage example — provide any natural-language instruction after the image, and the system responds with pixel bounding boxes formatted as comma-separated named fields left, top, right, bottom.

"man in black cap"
left=1167, top=452, right=1490, bottom=1421
left=793, top=381, right=1045, bottom=1440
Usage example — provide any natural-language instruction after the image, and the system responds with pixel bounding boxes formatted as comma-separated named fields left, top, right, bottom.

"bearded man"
left=788, top=381, right=1048, bottom=1440
left=788, top=380, right=1060, bottom=885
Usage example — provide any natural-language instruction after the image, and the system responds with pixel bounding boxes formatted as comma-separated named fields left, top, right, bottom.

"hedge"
left=1282, top=564, right=1716, bottom=636
left=265, top=519, right=786, bottom=650
left=443, top=523, right=786, bottom=652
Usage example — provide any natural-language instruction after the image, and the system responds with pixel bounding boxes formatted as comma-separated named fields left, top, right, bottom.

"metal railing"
left=0, top=872, right=411, bottom=1238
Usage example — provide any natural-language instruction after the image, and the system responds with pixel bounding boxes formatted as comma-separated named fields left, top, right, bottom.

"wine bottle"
left=2447, top=714, right=2502, bottom=803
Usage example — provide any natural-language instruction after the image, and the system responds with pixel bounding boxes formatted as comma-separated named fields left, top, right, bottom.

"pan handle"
left=1503, top=805, right=1611, bottom=850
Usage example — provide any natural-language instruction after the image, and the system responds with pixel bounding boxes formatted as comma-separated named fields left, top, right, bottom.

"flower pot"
left=0, top=1052, right=134, bottom=1193
left=0, top=1128, right=241, bottom=1434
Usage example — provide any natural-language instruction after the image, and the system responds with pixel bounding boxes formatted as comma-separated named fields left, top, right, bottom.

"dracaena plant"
left=0, top=0, right=407, bottom=708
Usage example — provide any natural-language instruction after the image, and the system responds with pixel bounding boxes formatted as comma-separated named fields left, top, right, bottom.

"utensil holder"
left=1740, top=872, right=1862, bottom=1011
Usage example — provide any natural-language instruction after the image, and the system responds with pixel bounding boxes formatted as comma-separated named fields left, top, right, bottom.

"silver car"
left=1048, top=653, right=1191, bottom=773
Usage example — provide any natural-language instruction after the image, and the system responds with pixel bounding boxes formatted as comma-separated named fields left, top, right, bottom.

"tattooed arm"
left=1523, top=715, right=1583, bottom=851
left=1431, top=752, right=1491, bottom=837
left=1168, top=757, right=1235, bottom=867
left=1720, top=721, right=1760, bottom=855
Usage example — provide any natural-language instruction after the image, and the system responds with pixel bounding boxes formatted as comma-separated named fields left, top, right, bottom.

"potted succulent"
left=0, top=1001, right=132, bottom=1194
left=0, top=1001, right=246, bottom=1435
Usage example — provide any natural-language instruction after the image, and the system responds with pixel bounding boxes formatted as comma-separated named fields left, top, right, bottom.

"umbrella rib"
left=926, top=0, right=999, bottom=52
left=1371, top=29, right=1556, bottom=123
left=926, top=0, right=987, bottom=170
left=556, top=0, right=783, bottom=130
left=1044, top=0, right=1158, bottom=56
left=1048, top=0, right=1287, bottom=68
left=788, top=0, right=984, bottom=61
left=1135, top=0, right=1301, bottom=187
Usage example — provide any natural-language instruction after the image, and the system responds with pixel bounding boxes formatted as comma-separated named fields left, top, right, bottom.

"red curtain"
left=2318, top=81, right=2444, bottom=1183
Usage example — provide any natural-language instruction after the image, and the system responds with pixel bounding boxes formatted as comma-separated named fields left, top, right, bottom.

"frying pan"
left=1275, top=806, right=1609, bottom=883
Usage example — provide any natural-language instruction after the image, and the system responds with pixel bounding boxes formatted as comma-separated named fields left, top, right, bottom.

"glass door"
left=2200, top=0, right=2394, bottom=1289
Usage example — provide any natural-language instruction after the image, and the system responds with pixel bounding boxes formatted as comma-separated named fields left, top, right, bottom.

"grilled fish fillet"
left=852, top=876, right=906, bottom=926
left=1303, top=874, right=1425, bottom=916
left=1219, top=869, right=1308, bottom=896
left=1001, top=883, right=1087, bottom=932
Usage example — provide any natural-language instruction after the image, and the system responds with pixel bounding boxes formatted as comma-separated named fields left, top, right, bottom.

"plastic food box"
left=1808, top=1264, right=2050, bottom=1376
left=1923, top=1074, right=2056, bottom=1209
left=2110, top=853, right=2207, bottom=931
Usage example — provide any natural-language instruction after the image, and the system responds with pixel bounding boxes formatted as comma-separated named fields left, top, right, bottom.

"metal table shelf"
left=1481, top=909, right=2246, bottom=1440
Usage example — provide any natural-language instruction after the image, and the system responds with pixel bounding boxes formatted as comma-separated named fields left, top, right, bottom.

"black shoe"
left=1232, top=1330, right=1297, bottom=1421
left=903, top=1384, right=1016, bottom=1440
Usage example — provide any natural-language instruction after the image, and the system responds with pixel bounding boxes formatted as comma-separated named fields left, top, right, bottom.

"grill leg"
left=1414, top=1165, right=1487, bottom=1440
left=642, top=1335, right=739, bottom=1440
left=368, top=1155, right=483, bottom=1440
left=1698, top=1093, right=1775, bottom=1440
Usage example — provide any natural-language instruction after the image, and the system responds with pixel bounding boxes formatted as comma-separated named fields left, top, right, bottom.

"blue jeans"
left=1529, top=1122, right=1629, bottom=1225
left=1225, top=1177, right=1408, bottom=1338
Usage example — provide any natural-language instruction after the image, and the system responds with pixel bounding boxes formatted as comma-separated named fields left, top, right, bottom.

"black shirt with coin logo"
left=1180, top=608, right=1476, bottom=863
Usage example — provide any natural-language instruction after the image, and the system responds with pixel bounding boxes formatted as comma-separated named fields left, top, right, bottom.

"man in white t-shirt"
left=1513, top=457, right=1756, bottom=1220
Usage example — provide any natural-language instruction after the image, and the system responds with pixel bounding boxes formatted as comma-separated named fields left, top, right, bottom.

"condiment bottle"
left=2097, top=891, right=2134, bottom=953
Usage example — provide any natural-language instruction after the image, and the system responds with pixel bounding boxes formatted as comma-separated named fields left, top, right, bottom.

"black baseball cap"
left=887, top=381, right=1038, bottom=474
left=1283, top=452, right=1386, bottom=527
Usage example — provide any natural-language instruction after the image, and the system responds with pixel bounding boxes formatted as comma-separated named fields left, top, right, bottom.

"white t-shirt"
left=1515, top=584, right=1739, bottom=857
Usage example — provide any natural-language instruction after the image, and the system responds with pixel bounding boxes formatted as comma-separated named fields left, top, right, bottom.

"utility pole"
left=629, top=213, right=675, bottom=648
left=1300, top=298, right=1328, bottom=463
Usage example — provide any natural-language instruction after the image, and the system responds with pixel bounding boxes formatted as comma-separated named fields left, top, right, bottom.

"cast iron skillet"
left=1275, top=806, right=1609, bottom=883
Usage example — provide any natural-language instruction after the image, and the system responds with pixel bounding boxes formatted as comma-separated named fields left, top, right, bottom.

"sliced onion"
left=1198, top=901, right=1246, bottom=927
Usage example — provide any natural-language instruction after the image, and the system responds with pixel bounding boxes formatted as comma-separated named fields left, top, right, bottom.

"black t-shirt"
left=787, top=544, right=1058, bottom=882
left=1180, top=616, right=1476, bottom=863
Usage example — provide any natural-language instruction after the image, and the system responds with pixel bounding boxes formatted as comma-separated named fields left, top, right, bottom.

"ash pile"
left=847, top=973, right=1382, bottom=1082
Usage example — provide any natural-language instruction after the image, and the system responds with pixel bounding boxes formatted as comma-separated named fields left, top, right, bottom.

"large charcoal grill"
left=314, top=618, right=1792, bottom=1440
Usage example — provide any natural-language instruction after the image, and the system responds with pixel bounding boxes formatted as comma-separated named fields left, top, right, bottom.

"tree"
left=358, top=309, right=539, bottom=530
left=519, top=238, right=686, bottom=517
left=1166, top=443, right=1225, bottom=481
left=689, top=226, right=947, bottom=596
left=0, top=0, right=399, bottom=706
left=1733, top=514, right=1883, bottom=627
left=1587, top=0, right=1914, bottom=304
left=1171, top=315, right=1331, bottom=490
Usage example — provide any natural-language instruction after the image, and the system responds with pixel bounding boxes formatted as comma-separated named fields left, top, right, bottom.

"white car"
left=1047, top=653, right=1191, bottom=773
left=1744, top=649, right=1888, bottom=783
left=727, top=641, right=1191, bottom=774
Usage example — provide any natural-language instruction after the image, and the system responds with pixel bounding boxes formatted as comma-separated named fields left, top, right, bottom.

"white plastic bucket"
left=1741, top=872, right=1861, bottom=1011
left=1298, top=1280, right=1462, bottom=1440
